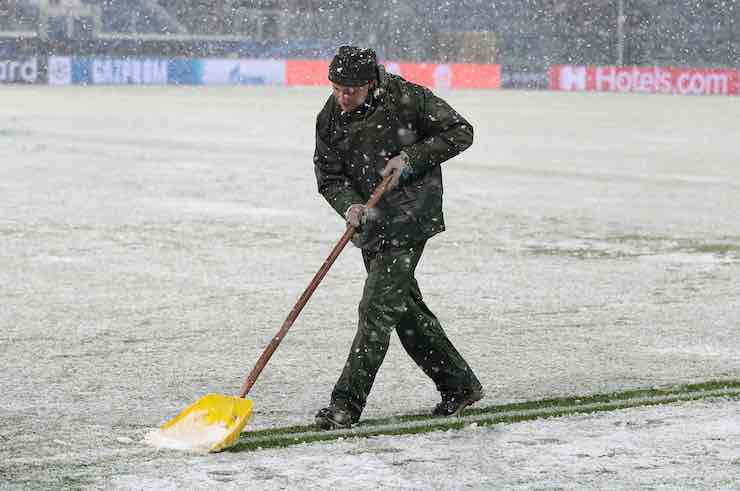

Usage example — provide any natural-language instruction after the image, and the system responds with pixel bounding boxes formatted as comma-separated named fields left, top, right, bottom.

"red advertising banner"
left=390, top=62, right=447, bottom=88
left=550, top=65, right=740, bottom=96
left=286, top=59, right=331, bottom=86
left=285, top=59, right=501, bottom=89
left=450, top=63, right=501, bottom=89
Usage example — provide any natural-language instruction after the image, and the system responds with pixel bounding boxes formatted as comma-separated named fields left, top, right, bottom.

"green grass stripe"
left=228, top=379, right=739, bottom=452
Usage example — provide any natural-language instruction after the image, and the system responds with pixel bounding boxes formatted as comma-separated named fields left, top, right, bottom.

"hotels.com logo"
left=553, top=65, right=738, bottom=96
left=595, top=67, right=731, bottom=95
left=557, top=65, right=587, bottom=91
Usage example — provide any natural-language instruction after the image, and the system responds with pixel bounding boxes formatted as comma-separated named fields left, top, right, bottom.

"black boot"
left=432, top=388, right=484, bottom=417
left=315, top=405, right=359, bottom=430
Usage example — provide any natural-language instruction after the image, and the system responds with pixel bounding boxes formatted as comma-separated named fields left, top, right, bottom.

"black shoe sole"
left=315, top=415, right=355, bottom=431
left=451, top=392, right=483, bottom=416
left=434, top=390, right=485, bottom=417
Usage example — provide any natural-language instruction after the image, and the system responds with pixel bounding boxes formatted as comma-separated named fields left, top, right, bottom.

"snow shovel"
left=152, top=174, right=394, bottom=453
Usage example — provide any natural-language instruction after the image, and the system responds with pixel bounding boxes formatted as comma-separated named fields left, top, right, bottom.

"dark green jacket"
left=313, top=67, right=474, bottom=249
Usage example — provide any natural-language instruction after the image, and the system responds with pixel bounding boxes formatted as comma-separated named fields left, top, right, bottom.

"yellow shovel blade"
left=157, top=394, right=253, bottom=453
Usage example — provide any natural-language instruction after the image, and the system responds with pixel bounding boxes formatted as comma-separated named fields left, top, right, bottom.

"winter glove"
left=345, top=204, right=380, bottom=226
left=345, top=204, right=368, bottom=228
left=380, top=151, right=413, bottom=191
left=346, top=204, right=380, bottom=248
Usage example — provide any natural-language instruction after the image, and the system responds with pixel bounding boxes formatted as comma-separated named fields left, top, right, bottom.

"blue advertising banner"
left=47, top=56, right=291, bottom=86
left=168, top=59, right=201, bottom=85
left=48, top=57, right=203, bottom=85
left=71, top=57, right=91, bottom=84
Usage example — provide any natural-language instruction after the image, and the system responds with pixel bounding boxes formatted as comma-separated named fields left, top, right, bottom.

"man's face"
left=332, top=82, right=373, bottom=112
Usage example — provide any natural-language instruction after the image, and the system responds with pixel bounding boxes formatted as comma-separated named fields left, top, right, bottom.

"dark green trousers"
left=331, top=241, right=482, bottom=416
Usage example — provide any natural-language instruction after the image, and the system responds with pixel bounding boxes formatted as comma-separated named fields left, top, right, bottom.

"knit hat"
left=328, top=46, right=378, bottom=86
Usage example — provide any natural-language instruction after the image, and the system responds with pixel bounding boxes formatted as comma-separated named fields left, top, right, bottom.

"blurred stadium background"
left=1, top=0, right=738, bottom=67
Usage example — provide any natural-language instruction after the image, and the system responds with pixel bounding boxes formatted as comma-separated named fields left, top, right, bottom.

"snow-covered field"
left=1, top=86, right=739, bottom=489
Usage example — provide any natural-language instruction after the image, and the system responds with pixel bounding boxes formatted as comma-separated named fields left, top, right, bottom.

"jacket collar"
left=372, top=64, right=388, bottom=103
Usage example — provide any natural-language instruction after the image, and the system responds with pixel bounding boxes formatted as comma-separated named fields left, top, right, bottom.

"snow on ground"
left=114, top=398, right=740, bottom=490
left=1, top=86, right=739, bottom=489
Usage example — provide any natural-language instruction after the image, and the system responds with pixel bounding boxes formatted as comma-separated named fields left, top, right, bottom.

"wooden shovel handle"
left=238, top=174, right=394, bottom=398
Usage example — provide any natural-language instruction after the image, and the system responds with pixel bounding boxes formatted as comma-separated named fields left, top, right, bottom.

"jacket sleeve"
left=313, top=112, right=364, bottom=218
left=402, top=85, right=474, bottom=175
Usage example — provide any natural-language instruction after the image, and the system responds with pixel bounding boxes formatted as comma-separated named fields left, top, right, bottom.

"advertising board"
left=501, top=66, right=549, bottom=89
left=48, top=56, right=72, bottom=85
left=47, top=57, right=201, bottom=85
left=550, top=65, right=740, bottom=96
left=91, top=58, right=168, bottom=85
left=45, top=57, right=740, bottom=96
left=43, top=57, right=503, bottom=89
left=285, top=60, right=501, bottom=89
left=0, top=57, right=39, bottom=84
left=199, top=59, right=286, bottom=85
